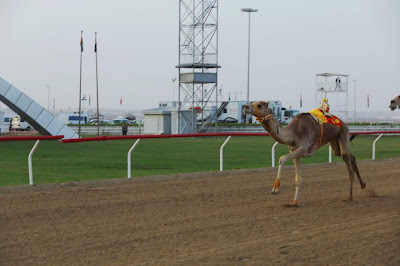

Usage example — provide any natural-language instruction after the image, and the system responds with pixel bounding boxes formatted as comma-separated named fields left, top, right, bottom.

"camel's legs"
left=329, top=139, right=341, bottom=156
left=350, top=154, right=366, bottom=189
left=339, top=137, right=355, bottom=201
left=272, top=148, right=307, bottom=194
left=292, top=157, right=302, bottom=205
left=333, top=138, right=366, bottom=200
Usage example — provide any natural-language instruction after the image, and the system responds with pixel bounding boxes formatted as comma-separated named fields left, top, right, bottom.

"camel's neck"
left=260, top=118, right=294, bottom=145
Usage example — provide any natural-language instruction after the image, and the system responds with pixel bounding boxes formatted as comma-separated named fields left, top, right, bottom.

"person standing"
left=335, top=77, right=341, bottom=90
left=122, top=122, right=128, bottom=136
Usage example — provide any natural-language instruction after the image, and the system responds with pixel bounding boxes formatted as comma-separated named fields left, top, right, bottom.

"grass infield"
left=0, top=135, right=399, bottom=186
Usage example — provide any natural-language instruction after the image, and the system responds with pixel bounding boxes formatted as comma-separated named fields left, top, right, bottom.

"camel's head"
left=243, top=101, right=273, bottom=120
left=389, top=95, right=400, bottom=111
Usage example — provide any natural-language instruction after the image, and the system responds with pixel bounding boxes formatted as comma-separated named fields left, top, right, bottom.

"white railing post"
left=28, top=140, right=40, bottom=185
left=127, top=139, right=141, bottom=178
left=220, top=136, right=232, bottom=171
left=372, top=133, right=384, bottom=160
left=329, top=145, right=332, bottom=163
left=271, top=141, right=279, bottom=167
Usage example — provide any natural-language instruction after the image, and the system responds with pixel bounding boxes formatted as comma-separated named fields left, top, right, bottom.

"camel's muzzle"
left=389, top=100, right=398, bottom=111
left=243, top=105, right=251, bottom=114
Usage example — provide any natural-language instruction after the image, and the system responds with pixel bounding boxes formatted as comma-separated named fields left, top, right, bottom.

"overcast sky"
left=0, top=0, right=399, bottom=117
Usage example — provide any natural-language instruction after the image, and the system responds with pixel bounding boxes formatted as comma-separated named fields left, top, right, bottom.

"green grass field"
left=1, top=135, right=399, bottom=186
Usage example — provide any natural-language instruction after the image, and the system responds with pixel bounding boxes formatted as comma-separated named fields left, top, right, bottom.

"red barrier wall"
left=0, top=135, right=64, bottom=141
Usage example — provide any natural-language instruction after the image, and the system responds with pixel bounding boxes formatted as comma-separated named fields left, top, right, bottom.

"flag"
left=120, top=97, right=122, bottom=105
left=94, top=35, right=97, bottom=53
left=367, top=94, right=370, bottom=108
left=89, top=94, right=91, bottom=105
left=53, top=97, right=55, bottom=109
left=300, top=94, right=302, bottom=108
left=80, top=36, right=83, bottom=52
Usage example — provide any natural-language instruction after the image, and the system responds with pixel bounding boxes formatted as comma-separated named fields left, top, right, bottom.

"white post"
left=220, top=136, right=232, bottom=171
left=271, top=141, right=279, bottom=167
left=28, top=140, right=40, bottom=185
left=329, top=145, right=332, bottom=163
left=127, top=139, right=141, bottom=178
left=372, top=133, right=383, bottom=160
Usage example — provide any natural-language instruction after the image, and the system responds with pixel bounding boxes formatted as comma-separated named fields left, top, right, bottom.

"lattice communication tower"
left=177, top=0, right=220, bottom=133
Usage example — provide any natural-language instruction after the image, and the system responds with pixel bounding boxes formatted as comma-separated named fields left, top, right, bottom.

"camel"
left=243, top=101, right=366, bottom=206
left=389, top=95, right=400, bottom=111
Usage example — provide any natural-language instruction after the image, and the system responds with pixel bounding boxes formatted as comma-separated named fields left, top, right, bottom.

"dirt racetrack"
left=1, top=158, right=400, bottom=265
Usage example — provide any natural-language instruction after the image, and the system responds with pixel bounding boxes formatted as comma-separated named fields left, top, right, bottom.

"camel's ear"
left=263, top=101, right=269, bottom=108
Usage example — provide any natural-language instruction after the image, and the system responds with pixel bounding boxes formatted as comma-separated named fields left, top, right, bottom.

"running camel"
left=389, top=95, right=400, bottom=111
left=243, top=101, right=366, bottom=206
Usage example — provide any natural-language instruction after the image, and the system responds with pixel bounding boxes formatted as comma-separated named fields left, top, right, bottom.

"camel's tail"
left=350, top=134, right=357, bottom=142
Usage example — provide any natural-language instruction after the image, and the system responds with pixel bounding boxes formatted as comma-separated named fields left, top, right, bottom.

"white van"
left=280, top=108, right=300, bottom=124
left=11, top=115, right=33, bottom=131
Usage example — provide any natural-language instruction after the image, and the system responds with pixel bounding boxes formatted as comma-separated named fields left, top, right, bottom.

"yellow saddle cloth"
left=309, top=109, right=342, bottom=126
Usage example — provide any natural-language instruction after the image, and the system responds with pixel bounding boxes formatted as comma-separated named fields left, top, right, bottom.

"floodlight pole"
left=78, top=31, right=83, bottom=137
left=47, top=84, right=50, bottom=111
left=353, top=80, right=356, bottom=122
left=95, top=32, right=100, bottom=136
left=241, top=8, right=258, bottom=123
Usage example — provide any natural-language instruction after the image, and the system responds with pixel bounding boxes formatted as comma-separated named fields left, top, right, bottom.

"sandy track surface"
left=1, top=159, right=400, bottom=265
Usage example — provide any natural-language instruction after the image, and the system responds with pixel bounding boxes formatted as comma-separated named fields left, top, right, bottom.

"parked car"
left=135, top=119, right=144, bottom=125
left=89, top=118, right=109, bottom=125
left=218, top=117, right=238, bottom=123
left=377, top=121, right=394, bottom=124
left=110, top=118, right=132, bottom=125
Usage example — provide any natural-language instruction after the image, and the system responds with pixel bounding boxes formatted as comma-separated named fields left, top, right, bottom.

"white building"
left=143, top=107, right=196, bottom=134
left=0, top=110, right=4, bottom=134
left=56, top=112, right=88, bottom=125
left=143, top=107, right=172, bottom=134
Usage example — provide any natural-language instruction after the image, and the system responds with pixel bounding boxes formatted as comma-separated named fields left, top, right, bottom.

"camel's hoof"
left=273, top=180, right=280, bottom=189
left=284, top=201, right=300, bottom=208
left=271, top=180, right=280, bottom=194
left=343, top=198, right=353, bottom=203
left=361, top=182, right=366, bottom=189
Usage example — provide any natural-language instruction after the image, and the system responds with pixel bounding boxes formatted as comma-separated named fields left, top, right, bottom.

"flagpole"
left=95, top=32, right=100, bottom=136
left=78, top=31, right=83, bottom=137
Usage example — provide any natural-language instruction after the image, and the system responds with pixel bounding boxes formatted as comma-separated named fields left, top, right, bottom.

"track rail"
left=2, top=132, right=399, bottom=185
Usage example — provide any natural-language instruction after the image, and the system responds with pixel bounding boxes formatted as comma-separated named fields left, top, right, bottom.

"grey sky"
left=0, top=0, right=399, bottom=117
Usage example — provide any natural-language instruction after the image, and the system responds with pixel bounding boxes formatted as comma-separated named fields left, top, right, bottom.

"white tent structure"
left=0, top=76, right=78, bottom=139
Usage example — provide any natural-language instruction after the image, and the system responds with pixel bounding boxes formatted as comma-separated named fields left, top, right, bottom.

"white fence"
left=70, top=126, right=144, bottom=135
left=69, top=125, right=400, bottom=136
left=204, top=125, right=400, bottom=134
